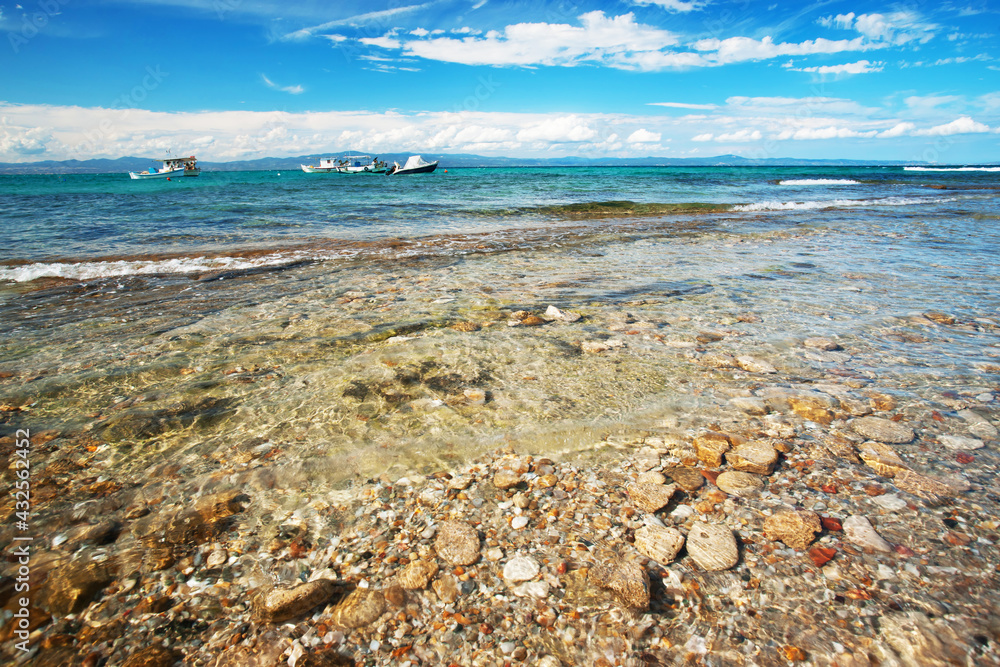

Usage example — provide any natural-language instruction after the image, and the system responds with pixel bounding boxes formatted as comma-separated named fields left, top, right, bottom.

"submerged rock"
left=763, top=510, right=822, bottom=549
left=686, top=522, right=739, bottom=571
left=850, top=416, right=915, bottom=444
left=434, top=520, right=481, bottom=565
left=843, top=515, right=892, bottom=552
left=251, top=579, right=339, bottom=623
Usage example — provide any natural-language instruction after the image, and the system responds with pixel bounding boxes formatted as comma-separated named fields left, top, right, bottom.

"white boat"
left=301, top=155, right=388, bottom=174
left=129, top=155, right=201, bottom=180
left=387, top=155, right=438, bottom=175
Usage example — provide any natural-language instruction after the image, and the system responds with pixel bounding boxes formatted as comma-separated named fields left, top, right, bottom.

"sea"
left=1, top=164, right=998, bottom=485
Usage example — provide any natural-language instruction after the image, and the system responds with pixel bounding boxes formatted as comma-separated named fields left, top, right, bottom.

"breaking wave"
left=732, top=196, right=951, bottom=212
left=904, top=166, right=1000, bottom=172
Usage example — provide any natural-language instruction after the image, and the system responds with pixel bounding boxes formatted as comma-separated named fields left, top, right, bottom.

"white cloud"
left=774, top=126, right=877, bottom=140
left=714, top=129, right=762, bottom=142
left=822, top=11, right=938, bottom=45
left=693, top=35, right=867, bottom=64
left=516, top=115, right=598, bottom=143
left=912, top=116, right=990, bottom=136
left=627, top=128, right=661, bottom=143
left=630, top=0, right=707, bottom=12
left=281, top=4, right=431, bottom=41
left=261, top=75, right=305, bottom=95
left=397, top=12, right=680, bottom=70
left=360, top=34, right=403, bottom=49
left=877, top=122, right=915, bottom=138
left=691, top=133, right=713, bottom=142
left=786, top=59, right=883, bottom=75
left=648, top=102, right=718, bottom=110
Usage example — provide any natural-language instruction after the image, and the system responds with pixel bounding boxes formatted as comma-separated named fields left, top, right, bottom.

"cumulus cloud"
left=693, top=35, right=867, bottom=64
left=912, top=116, right=990, bottom=136
left=627, top=128, right=661, bottom=143
left=877, top=122, right=916, bottom=138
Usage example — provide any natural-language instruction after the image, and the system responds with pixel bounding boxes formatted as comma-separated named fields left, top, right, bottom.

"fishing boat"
left=301, top=155, right=388, bottom=174
left=129, top=155, right=201, bottom=179
left=387, top=155, right=438, bottom=175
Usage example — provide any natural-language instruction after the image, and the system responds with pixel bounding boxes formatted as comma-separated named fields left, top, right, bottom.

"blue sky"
left=0, top=0, right=998, bottom=162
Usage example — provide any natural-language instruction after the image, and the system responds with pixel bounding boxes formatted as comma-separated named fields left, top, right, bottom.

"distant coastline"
left=3, top=153, right=996, bottom=175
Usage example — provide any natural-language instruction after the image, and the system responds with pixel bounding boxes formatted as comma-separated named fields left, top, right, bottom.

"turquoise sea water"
left=1, top=165, right=997, bottom=279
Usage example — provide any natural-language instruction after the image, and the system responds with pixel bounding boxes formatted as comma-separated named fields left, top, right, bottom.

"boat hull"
left=390, top=162, right=438, bottom=175
left=129, top=168, right=185, bottom=180
left=301, top=164, right=386, bottom=174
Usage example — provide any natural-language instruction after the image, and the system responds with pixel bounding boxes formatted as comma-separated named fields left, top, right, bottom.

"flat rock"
left=715, top=471, right=765, bottom=496
left=637, top=471, right=667, bottom=485
left=589, top=559, right=650, bottom=614
left=850, top=416, right=915, bottom=444
left=693, top=431, right=731, bottom=467
left=938, top=435, right=984, bottom=450
left=762, top=510, right=822, bottom=549
left=686, top=522, right=739, bottom=571
left=726, top=440, right=779, bottom=475
left=633, top=446, right=661, bottom=472
left=736, top=355, right=777, bottom=374
left=503, top=555, right=540, bottom=583
left=251, top=579, right=338, bottom=623
left=893, top=470, right=958, bottom=502
left=803, top=337, right=842, bottom=351
left=434, top=520, right=481, bottom=565
left=544, top=305, right=581, bottom=322
left=730, top=396, right=770, bottom=415
left=665, top=466, right=704, bottom=493
left=633, top=525, right=685, bottom=565
left=493, top=469, right=522, bottom=489
left=39, top=557, right=117, bottom=616
left=397, top=559, right=438, bottom=590
left=701, top=352, right=738, bottom=369
left=858, top=441, right=910, bottom=477
left=627, top=482, right=677, bottom=513
left=843, top=515, right=892, bottom=552
left=329, top=587, right=386, bottom=629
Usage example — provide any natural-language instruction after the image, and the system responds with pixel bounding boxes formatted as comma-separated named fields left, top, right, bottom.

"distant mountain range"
left=0, top=152, right=987, bottom=174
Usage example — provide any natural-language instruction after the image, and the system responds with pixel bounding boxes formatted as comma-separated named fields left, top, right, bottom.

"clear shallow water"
left=1, top=165, right=995, bottom=277
left=0, top=165, right=997, bottom=485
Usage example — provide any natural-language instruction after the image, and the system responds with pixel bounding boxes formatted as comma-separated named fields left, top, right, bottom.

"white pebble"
left=511, top=516, right=529, bottom=530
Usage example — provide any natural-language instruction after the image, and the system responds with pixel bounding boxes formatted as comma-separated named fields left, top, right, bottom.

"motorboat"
left=301, top=155, right=388, bottom=174
left=129, top=155, right=200, bottom=179
left=387, top=155, right=438, bottom=175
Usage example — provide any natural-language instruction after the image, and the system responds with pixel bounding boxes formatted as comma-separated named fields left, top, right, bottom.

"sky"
left=0, top=0, right=998, bottom=163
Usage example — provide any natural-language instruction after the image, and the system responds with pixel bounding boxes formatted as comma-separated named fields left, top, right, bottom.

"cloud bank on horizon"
left=0, top=0, right=997, bottom=163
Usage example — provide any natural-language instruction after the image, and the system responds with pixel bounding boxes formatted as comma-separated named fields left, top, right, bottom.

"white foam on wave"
left=778, top=179, right=861, bottom=185
left=904, top=166, right=1000, bottom=172
left=0, top=253, right=306, bottom=283
left=732, top=196, right=951, bottom=212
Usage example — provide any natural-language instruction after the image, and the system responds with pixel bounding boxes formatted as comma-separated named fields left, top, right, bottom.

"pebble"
left=762, top=510, right=822, bottom=549
left=938, top=434, right=985, bottom=450
left=434, top=521, right=481, bottom=565
left=493, top=469, right=522, bottom=489
left=693, top=431, right=731, bottom=467
left=736, top=355, right=778, bottom=374
left=850, top=416, right=915, bottom=444
left=666, top=466, right=704, bottom=492
left=250, top=579, right=338, bottom=623
left=503, top=555, right=540, bottom=582
left=871, top=494, right=908, bottom=511
left=627, top=482, right=677, bottom=513
left=511, top=516, right=530, bottom=530
left=725, top=440, right=779, bottom=475
left=633, top=525, right=685, bottom=565
left=686, top=522, right=739, bottom=571
left=329, top=588, right=386, bottom=629
left=397, top=560, right=438, bottom=590
left=715, top=471, right=764, bottom=496
left=842, top=515, right=892, bottom=552
left=803, top=337, right=842, bottom=351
